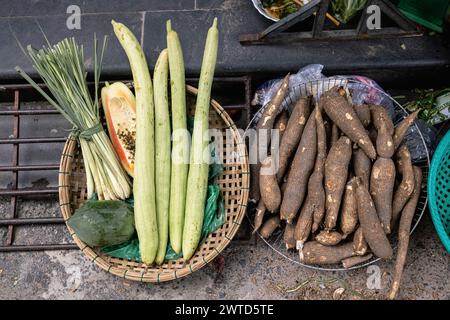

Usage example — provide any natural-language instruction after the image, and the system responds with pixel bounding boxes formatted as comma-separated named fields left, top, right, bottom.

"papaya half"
left=101, top=82, right=136, bottom=176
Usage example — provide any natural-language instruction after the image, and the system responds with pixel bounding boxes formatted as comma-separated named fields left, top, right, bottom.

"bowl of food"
left=252, top=0, right=340, bottom=26
left=251, top=0, right=304, bottom=21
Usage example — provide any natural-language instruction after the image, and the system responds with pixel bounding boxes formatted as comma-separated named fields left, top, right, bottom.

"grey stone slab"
left=0, top=0, right=448, bottom=84
left=0, top=142, right=63, bottom=189
left=15, top=103, right=68, bottom=185
left=144, top=2, right=450, bottom=86
left=1, top=0, right=195, bottom=17
left=0, top=172, right=11, bottom=189
left=0, top=12, right=143, bottom=80
left=0, top=213, right=448, bottom=299
left=0, top=109, right=13, bottom=140
left=196, top=0, right=245, bottom=10
left=17, top=198, right=61, bottom=218
left=13, top=224, right=72, bottom=246
left=0, top=197, right=11, bottom=219
left=19, top=112, right=68, bottom=139
left=0, top=227, right=6, bottom=243
left=0, top=101, right=68, bottom=189
left=17, top=169, right=60, bottom=188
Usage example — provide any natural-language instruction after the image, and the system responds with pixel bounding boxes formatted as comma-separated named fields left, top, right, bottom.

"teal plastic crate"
left=398, top=0, right=450, bottom=32
left=428, top=129, right=450, bottom=253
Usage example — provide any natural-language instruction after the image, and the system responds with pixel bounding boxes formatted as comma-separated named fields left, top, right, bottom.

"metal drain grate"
left=0, top=76, right=252, bottom=252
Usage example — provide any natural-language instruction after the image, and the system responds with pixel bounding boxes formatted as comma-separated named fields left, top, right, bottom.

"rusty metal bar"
left=0, top=217, right=65, bottom=226
left=6, top=90, right=20, bottom=246
left=1, top=77, right=248, bottom=89
left=0, top=244, right=78, bottom=252
left=0, top=83, right=49, bottom=90
left=0, top=110, right=59, bottom=116
left=312, top=0, right=330, bottom=38
left=244, top=76, right=252, bottom=126
left=0, top=164, right=60, bottom=172
left=0, top=188, right=59, bottom=196
left=0, top=137, right=67, bottom=144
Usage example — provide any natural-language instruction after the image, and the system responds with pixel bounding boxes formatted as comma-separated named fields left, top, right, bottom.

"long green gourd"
left=182, top=18, right=219, bottom=260
left=167, top=20, right=189, bottom=254
left=154, top=49, right=171, bottom=265
left=112, top=20, right=158, bottom=264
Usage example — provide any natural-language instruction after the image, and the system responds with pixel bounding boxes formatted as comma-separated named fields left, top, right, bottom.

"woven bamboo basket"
left=59, top=85, right=249, bottom=283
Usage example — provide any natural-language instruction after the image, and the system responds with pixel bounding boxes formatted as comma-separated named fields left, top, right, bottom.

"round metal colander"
left=246, top=78, right=430, bottom=271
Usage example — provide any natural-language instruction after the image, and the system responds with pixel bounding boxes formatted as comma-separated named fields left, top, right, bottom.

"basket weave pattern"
left=59, top=85, right=249, bottom=283
left=428, top=129, right=450, bottom=253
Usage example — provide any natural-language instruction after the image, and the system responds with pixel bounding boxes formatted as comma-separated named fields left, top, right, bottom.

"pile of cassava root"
left=251, top=75, right=422, bottom=299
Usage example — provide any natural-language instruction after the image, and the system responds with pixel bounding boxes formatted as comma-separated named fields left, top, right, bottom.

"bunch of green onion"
left=15, top=36, right=131, bottom=200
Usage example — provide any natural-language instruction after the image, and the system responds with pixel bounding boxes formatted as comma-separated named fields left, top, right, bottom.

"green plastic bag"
left=102, top=149, right=225, bottom=262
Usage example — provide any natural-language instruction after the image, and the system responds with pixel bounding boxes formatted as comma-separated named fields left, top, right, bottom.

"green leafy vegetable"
left=403, top=88, right=450, bottom=125
left=331, top=0, right=367, bottom=23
